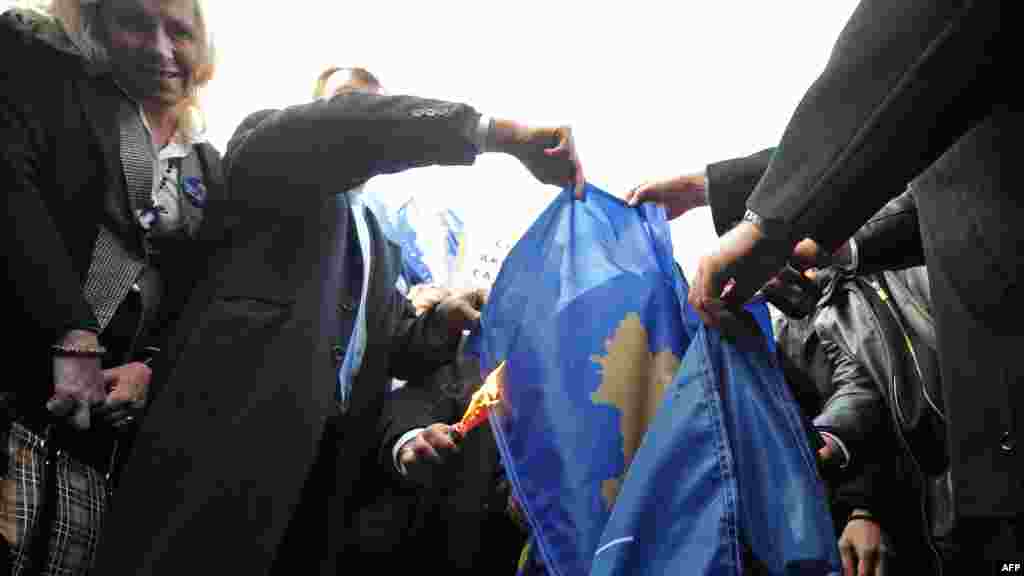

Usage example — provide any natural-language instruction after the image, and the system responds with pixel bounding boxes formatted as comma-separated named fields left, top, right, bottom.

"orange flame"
left=453, top=361, right=506, bottom=436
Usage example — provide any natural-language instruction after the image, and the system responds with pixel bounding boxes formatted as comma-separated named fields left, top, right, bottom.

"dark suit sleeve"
left=705, top=147, right=927, bottom=274
left=746, top=0, right=1004, bottom=251
left=1, top=33, right=98, bottom=339
left=705, top=148, right=774, bottom=236
left=386, top=291, right=461, bottom=382
left=377, top=378, right=460, bottom=472
left=851, top=190, right=925, bottom=275
left=223, top=109, right=277, bottom=172
left=226, top=93, right=481, bottom=198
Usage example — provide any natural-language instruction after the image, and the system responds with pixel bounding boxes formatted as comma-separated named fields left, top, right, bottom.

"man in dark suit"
left=633, top=0, right=1017, bottom=565
left=376, top=367, right=526, bottom=574
left=94, top=65, right=582, bottom=575
left=275, top=68, right=501, bottom=573
left=367, top=282, right=525, bottom=573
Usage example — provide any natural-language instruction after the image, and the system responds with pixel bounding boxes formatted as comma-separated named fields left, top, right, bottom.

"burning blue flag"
left=474, top=183, right=839, bottom=575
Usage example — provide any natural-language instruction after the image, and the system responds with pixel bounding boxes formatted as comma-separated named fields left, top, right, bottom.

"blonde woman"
left=0, top=1, right=221, bottom=574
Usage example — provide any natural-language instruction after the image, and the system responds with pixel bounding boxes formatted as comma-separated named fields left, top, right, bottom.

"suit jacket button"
left=1001, top=431, right=1015, bottom=454
left=338, top=301, right=356, bottom=312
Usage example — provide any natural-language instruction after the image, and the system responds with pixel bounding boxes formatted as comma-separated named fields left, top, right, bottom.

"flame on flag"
left=453, top=361, right=506, bottom=436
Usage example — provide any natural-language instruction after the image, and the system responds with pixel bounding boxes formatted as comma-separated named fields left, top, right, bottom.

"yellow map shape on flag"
left=590, top=313, right=681, bottom=508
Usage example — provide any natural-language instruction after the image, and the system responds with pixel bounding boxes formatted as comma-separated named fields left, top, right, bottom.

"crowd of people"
left=1, top=0, right=1016, bottom=575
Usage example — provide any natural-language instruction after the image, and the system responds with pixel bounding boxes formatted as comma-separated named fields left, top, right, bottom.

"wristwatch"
left=742, top=209, right=792, bottom=244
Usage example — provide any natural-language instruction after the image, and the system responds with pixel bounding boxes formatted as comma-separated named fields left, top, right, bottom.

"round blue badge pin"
left=138, top=207, right=160, bottom=230
left=183, top=176, right=207, bottom=208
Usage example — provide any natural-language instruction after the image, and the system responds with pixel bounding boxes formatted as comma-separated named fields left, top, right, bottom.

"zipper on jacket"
left=874, top=277, right=945, bottom=421
left=869, top=281, right=908, bottom=429
left=863, top=278, right=944, bottom=574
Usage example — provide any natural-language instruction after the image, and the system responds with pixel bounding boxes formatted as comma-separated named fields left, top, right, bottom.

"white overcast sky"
left=7, top=0, right=859, bottom=281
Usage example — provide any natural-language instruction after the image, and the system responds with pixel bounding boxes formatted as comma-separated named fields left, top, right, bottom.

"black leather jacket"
left=774, top=262, right=950, bottom=565
left=773, top=268, right=888, bottom=456
left=825, top=267, right=950, bottom=565
left=776, top=264, right=950, bottom=572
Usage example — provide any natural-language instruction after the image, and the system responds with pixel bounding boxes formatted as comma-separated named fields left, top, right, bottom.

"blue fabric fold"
left=474, top=183, right=839, bottom=576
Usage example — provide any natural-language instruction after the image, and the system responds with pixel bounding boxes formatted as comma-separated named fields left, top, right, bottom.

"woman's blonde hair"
left=41, top=0, right=217, bottom=143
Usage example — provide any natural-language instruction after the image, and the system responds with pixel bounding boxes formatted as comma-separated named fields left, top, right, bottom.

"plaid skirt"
left=1, top=422, right=107, bottom=576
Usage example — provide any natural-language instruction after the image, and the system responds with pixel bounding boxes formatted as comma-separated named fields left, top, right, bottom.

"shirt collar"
left=348, top=184, right=367, bottom=208
left=160, top=139, right=195, bottom=161
left=135, top=103, right=205, bottom=158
